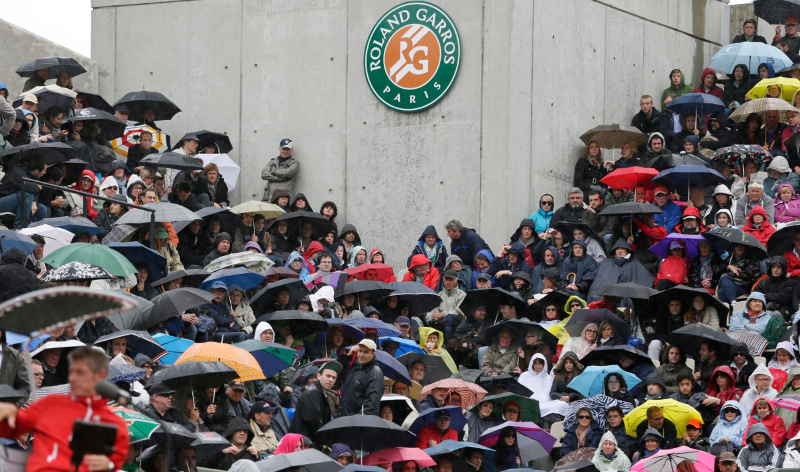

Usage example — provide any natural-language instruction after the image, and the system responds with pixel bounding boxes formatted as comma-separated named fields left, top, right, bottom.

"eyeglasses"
left=33, top=373, right=45, bottom=378
left=607, top=414, right=621, bottom=419
left=541, top=201, right=553, bottom=206
left=585, top=330, right=598, bottom=334
left=546, top=308, right=557, bottom=312
left=501, top=434, right=515, bottom=438
left=734, top=352, right=746, bottom=357
left=577, top=415, right=592, bottom=419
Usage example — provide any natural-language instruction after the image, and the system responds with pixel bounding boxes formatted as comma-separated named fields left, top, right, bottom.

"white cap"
left=358, top=339, right=377, bottom=351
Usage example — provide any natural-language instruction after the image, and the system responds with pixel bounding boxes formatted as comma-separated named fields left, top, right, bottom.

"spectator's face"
left=280, top=146, right=292, bottom=157
left=142, top=109, right=155, bottom=122
left=466, top=452, right=483, bottom=469
left=446, top=394, right=461, bottom=407
left=415, top=262, right=431, bottom=276
left=260, top=329, right=274, bottom=342
left=685, top=115, right=696, bottom=131
left=50, top=113, right=63, bottom=128
left=568, top=193, right=583, bottom=209
left=755, top=375, right=771, bottom=391
left=155, top=180, right=164, bottom=193
left=276, top=289, right=290, bottom=306
left=443, top=276, right=457, bottom=290
left=717, top=213, right=730, bottom=227
left=241, top=212, right=253, bottom=225
left=210, top=288, right=227, bottom=303
left=500, top=304, right=517, bottom=320
left=749, top=185, right=765, bottom=203
left=320, top=370, right=337, bottom=389
left=217, top=239, right=230, bottom=253
left=357, top=346, right=375, bottom=364
left=42, top=348, right=62, bottom=369
left=37, top=67, right=50, bottom=80
left=478, top=401, right=494, bottom=418
left=355, top=250, right=367, bottom=263
left=744, top=23, right=756, bottom=36
left=650, top=137, right=663, bottom=152
left=227, top=387, right=245, bottom=402
left=640, top=98, right=653, bottom=114
left=572, top=243, right=584, bottom=258
left=607, top=376, right=620, bottom=392
left=703, top=73, right=715, bottom=88
left=230, top=291, right=242, bottom=305
left=587, top=142, right=600, bottom=157
left=607, top=410, right=622, bottom=428
left=302, top=223, right=313, bottom=238
left=143, top=191, right=157, bottom=204
left=588, top=194, right=601, bottom=209
left=177, top=190, right=190, bottom=202
left=498, top=331, right=513, bottom=348
left=719, top=461, right=737, bottom=472
left=69, top=359, right=103, bottom=397
left=318, top=257, right=332, bottom=272
left=115, top=110, right=129, bottom=122
left=380, top=405, right=393, bottom=421
left=32, top=363, right=44, bottom=388
left=431, top=387, right=447, bottom=402
left=130, top=185, right=143, bottom=197
left=573, top=229, right=585, bottom=241
left=184, top=139, right=199, bottom=154
left=671, top=70, right=682, bottom=86
left=255, top=411, right=272, bottom=427
left=476, top=278, right=491, bottom=289
left=21, top=101, right=34, bottom=111
left=683, top=217, right=697, bottom=231
left=766, top=110, right=780, bottom=129
left=409, top=362, right=426, bottom=381
left=570, top=301, right=582, bottom=312
left=33, top=241, right=45, bottom=260
left=789, top=22, right=799, bottom=35
left=176, top=449, right=196, bottom=472
left=111, top=338, right=127, bottom=355
left=668, top=347, right=681, bottom=365
left=752, top=433, right=766, bottom=446
left=648, top=412, right=664, bottom=428
left=435, top=416, right=451, bottom=432
left=654, top=194, right=668, bottom=206
left=614, top=247, right=628, bottom=258
left=103, top=185, right=118, bottom=197
left=206, top=170, right=218, bottom=183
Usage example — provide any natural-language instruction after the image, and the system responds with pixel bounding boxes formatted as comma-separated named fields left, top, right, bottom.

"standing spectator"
left=22, top=67, right=48, bottom=92
left=446, top=220, right=491, bottom=270
left=289, top=360, right=339, bottom=445
left=773, top=16, right=800, bottom=56
left=574, top=141, right=608, bottom=198
left=733, top=19, right=767, bottom=43
left=261, top=138, right=299, bottom=203
left=341, top=339, right=383, bottom=416
left=661, top=69, right=694, bottom=103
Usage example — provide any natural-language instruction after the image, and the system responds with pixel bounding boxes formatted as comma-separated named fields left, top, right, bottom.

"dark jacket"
left=636, top=372, right=670, bottom=405
left=202, top=300, right=241, bottom=333
left=194, top=388, right=232, bottom=434
left=701, top=123, right=738, bottom=152
left=559, top=239, right=598, bottom=295
left=583, top=203, right=614, bottom=237
left=723, top=249, right=761, bottom=287
left=288, top=379, right=333, bottom=443
left=450, top=228, right=491, bottom=270
left=561, top=419, right=603, bottom=457
left=0, top=248, right=40, bottom=303
left=178, top=226, right=213, bottom=268
left=636, top=417, right=678, bottom=441
left=168, top=190, right=203, bottom=212
left=196, top=176, right=229, bottom=207
left=530, top=245, right=562, bottom=293
left=202, top=232, right=232, bottom=267
left=341, top=356, right=383, bottom=416
left=587, top=238, right=654, bottom=304
left=606, top=423, right=637, bottom=459
left=733, top=33, right=767, bottom=44
left=408, top=226, right=449, bottom=272
left=550, top=352, right=585, bottom=403
left=631, top=108, right=663, bottom=135
left=754, top=255, right=794, bottom=316
left=574, top=158, right=608, bottom=192
left=488, top=242, right=532, bottom=289
left=688, top=252, right=726, bottom=289
left=0, top=344, right=30, bottom=407
left=143, top=404, right=194, bottom=430
left=722, top=65, right=752, bottom=108
left=76, top=316, right=118, bottom=345
left=549, top=203, right=585, bottom=227
left=212, top=417, right=258, bottom=470
left=125, top=143, right=159, bottom=171
left=621, top=360, right=656, bottom=398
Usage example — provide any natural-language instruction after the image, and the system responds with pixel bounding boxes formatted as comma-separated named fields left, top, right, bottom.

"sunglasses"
left=577, top=415, right=592, bottom=419
left=724, top=409, right=738, bottom=414
left=541, top=201, right=553, bottom=206
left=546, top=308, right=557, bottom=311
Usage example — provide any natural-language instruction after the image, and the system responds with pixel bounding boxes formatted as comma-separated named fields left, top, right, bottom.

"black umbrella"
left=593, top=282, right=658, bottom=300
left=266, top=212, right=335, bottom=239
left=380, top=394, right=417, bottom=427
left=316, top=415, right=408, bottom=452
left=250, top=278, right=309, bottom=314
left=598, top=202, right=663, bottom=217
left=477, top=373, right=534, bottom=397
left=59, top=157, right=89, bottom=186
left=255, top=449, right=343, bottom=472
left=650, top=285, right=729, bottom=322
left=767, top=220, right=800, bottom=257
left=13, top=88, right=75, bottom=116
left=190, top=431, right=230, bottom=463
left=483, top=319, right=559, bottom=352
left=754, top=0, right=800, bottom=25
left=704, top=226, right=767, bottom=256
left=150, top=269, right=211, bottom=289
left=565, top=309, right=631, bottom=339
left=147, top=361, right=238, bottom=390
left=144, top=288, right=216, bottom=329
left=378, top=282, right=441, bottom=315
left=149, top=422, right=197, bottom=449
left=0, top=385, right=25, bottom=403
left=396, top=352, right=453, bottom=384
left=173, top=131, right=233, bottom=154
left=460, top=288, right=527, bottom=323
left=451, top=369, right=483, bottom=383
left=72, top=90, right=114, bottom=114
left=2, top=141, right=74, bottom=167
left=40, top=261, right=114, bottom=283
left=64, top=107, right=126, bottom=139
left=112, top=292, right=155, bottom=331
left=94, top=330, right=167, bottom=361
left=644, top=153, right=710, bottom=168
left=671, top=325, right=740, bottom=353
left=15, top=57, right=86, bottom=78
left=252, top=310, right=328, bottom=338
left=171, top=206, right=242, bottom=234
left=114, top=91, right=182, bottom=122
left=140, top=152, right=203, bottom=171
left=341, top=280, right=396, bottom=300
left=528, top=290, right=572, bottom=321
left=580, top=344, right=651, bottom=367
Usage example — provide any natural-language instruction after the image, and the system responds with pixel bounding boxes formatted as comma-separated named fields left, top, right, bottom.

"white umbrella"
left=19, top=224, right=75, bottom=257
left=196, top=153, right=240, bottom=191
left=203, top=252, right=274, bottom=275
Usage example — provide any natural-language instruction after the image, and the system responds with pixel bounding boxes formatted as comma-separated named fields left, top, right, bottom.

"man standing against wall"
left=262, top=138, right=300, bottom=203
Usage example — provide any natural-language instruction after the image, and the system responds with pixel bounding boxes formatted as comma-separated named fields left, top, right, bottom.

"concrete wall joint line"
left=93, top=0, right=198, bottom=10
left=478, top=0, right=486, bottom=233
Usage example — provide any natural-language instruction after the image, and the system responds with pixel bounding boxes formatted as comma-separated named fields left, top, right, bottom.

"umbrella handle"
left=567, top=273, right=577, bottom=285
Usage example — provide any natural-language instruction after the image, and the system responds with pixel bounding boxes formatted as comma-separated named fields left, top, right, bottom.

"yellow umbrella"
left=745, top=77, right=800, bottom=102
left=623, top=399, right=702, bottom=438
left=547, top=315, right=572, bottom=346
left=175, top=342, right=265, bottom=382
left=230, top=200, right=285, bottom=219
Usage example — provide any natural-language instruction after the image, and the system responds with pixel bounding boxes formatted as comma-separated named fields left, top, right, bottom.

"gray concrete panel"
left=603, top=8, right=645, bottom=127
left=91, top=7, right=115, bottom=101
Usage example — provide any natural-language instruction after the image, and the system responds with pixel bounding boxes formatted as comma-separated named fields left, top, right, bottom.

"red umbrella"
left=344, top=263, right=396, bottom=283
left=362, top=448, right=437, bottom=468
left=600, top=166, right=659, bottom=191
left=420, top=379, right=487, bottom=410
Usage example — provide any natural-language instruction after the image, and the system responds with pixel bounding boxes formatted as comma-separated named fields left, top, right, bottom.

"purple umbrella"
left=648, top=233, right=708, bottom=260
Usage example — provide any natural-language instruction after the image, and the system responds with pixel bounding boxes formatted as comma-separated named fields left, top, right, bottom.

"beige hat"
left=358, top=339, right=377, bottom=351
left=22, top=94, right=38, bottom=104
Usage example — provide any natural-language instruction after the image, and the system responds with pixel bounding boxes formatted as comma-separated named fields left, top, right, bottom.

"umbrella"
left=730, top=97, right=799, bottom=124
left=190, top=431, right=231, bottom=464
left=528, top=290, right=572, bottom=322
left=175, top=131, right=233, bottom=154
left=204, top=252, right=274, bottom=275
left=116, top=202, right=198, bottom=225
left=342, top=280, right=396, bottom=300
left=196, top=153, right=239, bottom=190
left=767, top=220, right=800, bottom=257
left=16, top=57, right=87, bottom=78
left=230, top=200, right=286, bottom=219
left=581, top=344, right=653, bottom=367
left=73, top=90, right=114, bottom=114
left=380, top=394, right=418, bottom=426
left=151, top=333, right=194, bottom=365
left=266, top=212, right=335, bottom=239
left=232, top=340, right=295, bottom=378
left=257, top=449, right=344, bottom=472
left=111, top=407, right=159, bottom=443
left=175, top=342, right=265, bottom=382
left=253, top=310, right=329, bottom=339
left=2, top=141, right=74, bottom=166
left=630, top=446, right=715, bottom=472
left=648, top=233, right=708, bottom=260
left=598, top=202, right=663, bottom=217
left=600, top=167, right=659, bottom=191
left=407, top=406, right=467, bottom=446
left=250, top=278, right=309, bottom=314
left=460, top=288, right=526, bottom=324
left=652, top=165, right=726, bottom=196
left=568, top=366, right=641, bottom=397
left=375, top=350, right=413, bottom=385
left=0, top=230, right=39, bottom=254
left=671, top=324, right=741, bottom=353
left=478, top=422, right=556, bottom=463
left=579, top=124, right=647, bottom=148
left=424, top=441, right=495, bottom=472
left=19, top=224, right=76, bottom=257
left=0, top=286, right=137, bottom=337
left=108, top=292, right=153, bottom=332
left=0, top=385, right=25, bottom=404
left=344, top=264, right=397, bottom=282
left=29, top=216, right=101, bottom=236
left=649, top=286, right=729, bottom=325
left=148, top=422, right=197, bottom=449
left=150, top=268, right=210, bottom=289
left=94, top=330, right=168, bottom=362
left=396, top=353, right=454, bottom=384
left=30, top=339, right=84, bottom=359
left=468, top=392, right=541, bottom=423
left=340, top=466, right=394, bottom=472
left=107, top=363, right=147, bottom=384
left=326, top=319, right=366, bottom=343
left=199, top=267, right=265, bottom=292
left=711, top=144, right=773, bottom=175
left=562, top=395, right=634, bottom=430
left=644, top=153, right=710, bottom=168
left=13, top=85, right=76, bottom=116
left=380, top=282, right=441, bottom=315
left=555, top=450, right=597, bottom=468
left=140, top=152, right=204, bottom=171
left=114, top=90, right=181, bottom=122
left=592, top=282, right=657, bottom=300
left=305, top=271, right=349, bottom=295
left=344, top=318, right=402, bottom=337
left=42, top=243, right=137, bottom=277
left=171, top=206, right=242, bottom=234
left=111, top=125, right=167, bottom=158
left=477, top=374, right=534, bottom=398
left=107, top=242, right=168, bottom=281
left=317, top=415, right=408, bottom=453
left=565, top=309, right=630, bottom=339
left=63, top=107, right=126, bottom=139
left=755, top=0, right=800, bottom=26
left=727, top=330, right=769, bottom=356
left=379, top=337, right=425, bottom=356
left=361, top=448, right=437, bottom=468
left=773, top=395, right=800, bottom=430
left=707, top=41, right=792, bottom=74
left=484, top=319, right=559, bottom=352
left=420, top=379, right=487, bottom=410
left=623, top=399, right=702, bottom=437
left=747, top=77, right=800, bottom=101
left=665, top=92, right=726, bottom=115
left=59, top=156, right=90, bottom=186
left=703, top=226, right=767, bottom=256
left=145, top=288, right=216, bottom=329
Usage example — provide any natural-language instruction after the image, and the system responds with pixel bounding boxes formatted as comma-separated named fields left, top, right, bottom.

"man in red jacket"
left=0, top=346, right=129, bottom=472
left=415, top=409, right=459, bottom=449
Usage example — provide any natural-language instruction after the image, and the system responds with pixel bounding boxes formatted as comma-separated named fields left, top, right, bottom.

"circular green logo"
left=363, top=1, right=461, bottom=113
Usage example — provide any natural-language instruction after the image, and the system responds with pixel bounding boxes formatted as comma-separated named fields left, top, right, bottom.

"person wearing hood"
left=130, top=261, right=158, bottom=301
left=674, top=206, right=707, bottom=235
left=768, top=341, right=799, bottom=373
left=753, top=257, right=794, bottom=320
left=518, top=353, right=568, bottom=427
left=224, top=286, right=255, bottom=336
left=179, top=219, right=213, bottom=267
left=662, top=69, right=695, bottom=103
left=682, top=135, right=709, bottom=162
left=4, top=109, right=32, bottom=147
left=694, top=67, right=724, bottom=101
left=738, top=419, right=782, bottom=470
left=290, top=193, right=312, bottom=213
left=425, top=270, right=466, bottom=344
left=507, top=219, right=539, bottom=264
left=435, top=255, right=472, bottom=292
left=530, top=195, right=554, bottom=235
left=94, top=194, right=129, bottom=240
left=233, top=212, right=258, bottom=254
left=710, top=400, right=748, bottom=447
left=688, top=240, right=725, bottom=295
left=740, top=364, right=779, bottom=419
left=592, top=430, right=632, bottom=471
left=636, top=372, right=670, bottom=405
left=487, top=242, right=531, bottom=289
left=642, top=132, right=672, bottom=164
left=728, top=344, right=757, bottom=392
left=559, top=239, right=597, bottom=300
left=261, top=138, right=299, bottom=203
left=418, top=327, right=457, bottom=373
left=717, top=245, right=761, bottom=306
left=703, top=366, right=745, bottom=415
left=670, top=115, right=702, bottom=154
left=765, top=157, right=800, bottom=198
left=346, top=245, right=368, bottom=270
left=782, top=366, right=800, bottom=398
left=784, top=430, right=800, bottom=468
left=271, top=189, right=291, bottom=212
left=408, top=225, right=449, bottom=273
left=126, top=174, right=146, bottom=205
left=561, top=406, right=603, bottom=458
left=587, top=238, right=653, bottom=304
left=203, top=232, right=233, bottom=267
left=738, top=113, right=765, bottom=148
left=530, top=246, right=561, bottom=294
left=730, top=292, right=772, bottom=336
left=338, top=223, right=362, bottom=260
left=775, top=183, right=800, bottom=223
left=289, top=360, right=339, bottom=445
left=632, top=427, right=668, bottom=463
left=208, top=417, right=258, bottom=469
left=202, top=281, right=247, bottom=344
left=724, top=64, right=753, bottom=113
left=550, top=351, right=584, bottom=403
left=705, top=185, right=737, bottom=228
left=403, top=254, right=440, bottom=291
left=654, top=240, right=690, bottom=290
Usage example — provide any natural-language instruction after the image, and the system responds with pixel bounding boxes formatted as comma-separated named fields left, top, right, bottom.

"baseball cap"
left=364, top=327, right=379, bottom=338
left=115, top=104, right=131, bottom=112
left=443, top=269, right=458, bottom=279
left=249, top=401, right=277, bottom=418
left=395, top=316, right=411, bottom=327
left=681, top=213, right=699, bottom=221
left=719, top=452, right=737, bottom=463
left=280, top=138, right=293, bottom=149
left=476, top=273, right=492, bottom=282
left=788, top=16, right=799, bottom=25
left=156, top=225, right=169, bottom=239
left=228, top=381, right=246, bottom=391
left=434, top=409, right=451, bottom=419
left=358, top=339, right=377, bottom=351
left=209, top=280, right=228, bottom=291
left=686, top=419, right=702, bottom=429
left=654, top=186, right=669, bottom=196
left=22, top=94, right=38, bottom=104
left=148, top=382, right=176, bottom=396
left=320, top=360, right=342, bottom=374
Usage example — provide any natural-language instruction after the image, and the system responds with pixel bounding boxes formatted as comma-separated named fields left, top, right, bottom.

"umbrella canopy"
left=648, top=233, right=708, bottom=260
left=175, top=131, right=233, bottom=154
left=343, top=318, right=402, bottom=337
left=711, top=144, right=773, bottom=174
left=148, top=360, right=240, bottom=389
left=568, top=366, right=641, bottom=398
left=107, top=242, right=168, bottom=281
left=316, top=415, right=408, bottom=453
left=671, top=324, right=741, bottom=354
left=375, top=350, right=413, bottom=385
left=650, top=285, right=729, bottom=325
left=19, top=224, right=76, bottom=257
left=380, top=394, right=419, bottom=427
left=150, top=268, right=210, bottom=289
left=111, top=407, right=159, bottom=443
left=151, top=333, right=194, bottom=365
left=190, top=431, right=231, bottom=464
left=250, top=278, right=309, bottom=313
left=767, top=220, right=800, bottom=257
left=116, top=202, right=198, bottom=225
left=0, top=230, right=39, bottom=255
left=29, top=216, right=101, bottom=236
left=361, top=448, right=437, bottom=468
left=140, top=152, right=203, bottom=171
left=478, top=422, right=556, bottom=463
left=94, top=330, right=168, bottom=362
left=665, top=92, right=726, bottom=115
left=230, top=200, right=286, bottom=219
left=232, top=340, right=295, bottom=379
left=2, top=141, right=74, bottom=166
left=175, top=342, right=265, bottom=382
left=204, top=252, right=274, bottom=276
left=396, top=352, right=454, bottom=385
left=43, top=243, right=137, bottom=277
left=477, top=374, right=534, bottom=398
left=755, top=0, right=800, bottom=25
left=460, top=288, right=527, bottom=323
left=73, top=90, right=114, bottom=114
left=341, top=280, right=396, bottom=299
left=565, top=308, right=630, bottom=339
left=600, top=167, right=659, bottom=191
left=747, top=77, right=800, bottom=101
left=624, top=399, right=702, bottom=437
left=266, top=212, right=336, bottom=239
left=581, top=344, right=652, bottom=367
left=704, top=226, right=767, bottom=256
left=171, top=206, right=242, bottom=234
left=63, top=107, right=126, bottom=139
left=407, top=406, right=467, bottom=446
left=730, top=97, right=799, bottom=124
left=344, top=264, right=397, bottom=282
left=114, top=90, right=181, bottom=122
left=256, top=449, right=344, bottom=472
left=380, top=282, right=441, bottom=315
left=30, top=339, right=84, bottom=358
left=419, top=379, right=487, bottom=410
left=13, top=85, right=76, bottom=116
left=630, top=446, right=715, bottom=472
left=107, top=363, right=147, bottom=384
left=644, top=153, right=710, bottom=168
left=111, top=125, right=167, bottom=158
left=16, top=57, right=86, bottom=78
left=483, top=319, right=559, bottom=352
left=727, top=330, right=769, bottom=356
left=579, top=124, right=647, bottom=148
left=598, top=202, right=663, bottom=217
left=707, top=41, right=792, bottom=74
left=468, top=392, right=541, bottom=424
left=253, top=310, right=329, bottom=339
left=379, top=337, right=425, bottom=356
left=199, top=267, right=265, bottom=292
left=562, top=395, right=634, bottom=430
left=196, top=153, right=239, bottom=190
left=145, top=288, right=216, bottom=329
left=592, top=282, right=657, bottom=300
left=652, top=165, right=726, bottom=193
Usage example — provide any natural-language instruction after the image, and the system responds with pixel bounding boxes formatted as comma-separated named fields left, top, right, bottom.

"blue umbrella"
left=424, top=440, right=496, bottom=472
left=29, top=216, right=103, bottom=236
left=107, top=242, right=168, bottom=281
left=407, top=406, right=468, bottom=447
left=707, top=41, right=792, bottom=74
left=648, top=233, right=709, bottom=260
left=108, top=363, right=147, bottom=384
left=379, top=336, right=425, bottom=356
left=754, top=0, right=800, bottom=26
left=0, top=230, right=38, bottom=255
left=327, top=319, right=366, bottom=342
left=652, top=165, right=727, bottom=196
left=344, top=318, right=402, bottom=337
left=6, top=332, right=51, bottom=349
left=94, top=330, right=168, bottom=362
left=665, top=93, right=726, bottom=116
left=199, top=267, right=265, bottom=291
left=375, top=349, right=412, bottom=384
left=567, top=366, right=641, bottom=398
left=152, top=333, right=194, bottom=365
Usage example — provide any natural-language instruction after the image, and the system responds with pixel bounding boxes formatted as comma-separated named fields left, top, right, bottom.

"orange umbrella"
left=175, top=342, right=265, bottom=382
left=419, top=378, right=487, bottom=409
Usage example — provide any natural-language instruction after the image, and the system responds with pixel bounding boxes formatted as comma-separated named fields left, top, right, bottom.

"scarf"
left=699, top=254, right=714, bottom=280
left=576, top=425, right=590, bottom=446
left=424, top=243, right=437, bottom=262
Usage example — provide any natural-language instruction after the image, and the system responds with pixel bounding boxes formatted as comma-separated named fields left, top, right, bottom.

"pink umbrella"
left=772, top=396, right=800, bottom=430
left=478, top=421, right=556, bottom=463
left=361, top=448, right=437, bottom=468
left=631, top=446, right=715, bottom=472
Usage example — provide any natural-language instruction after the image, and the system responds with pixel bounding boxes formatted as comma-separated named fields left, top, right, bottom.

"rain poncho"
left=591, top=431, right=632, bottom=471
left=710, top=400, right=748, bottom=446
left=739, top=363, right=778, bottom=419
left=547, top=296, right=585, bottom=347
left=559, top=239, right=597, bottom=298
left=417, top=327, right=457, bottom=373
left=309, top=286, right=335, bottom=313
left=517, top=353, right=569, bottom=417
left=768, top=340, right=800, bottom=372
left=561, top=323, right=598, bottom=360
left=736, top=423, right=780, bottom=472
left=774, top=183, right=800, bottom=223
left=587, top=238, right=653, bottom=303
left=765, top=156, right=800, bottom=198
left=254, top=322, right=275, bottom=342
left=347, top=245, right=368, bottom=269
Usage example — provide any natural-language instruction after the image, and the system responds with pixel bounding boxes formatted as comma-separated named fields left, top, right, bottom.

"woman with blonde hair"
left=574, top=140, right=608, bottom=198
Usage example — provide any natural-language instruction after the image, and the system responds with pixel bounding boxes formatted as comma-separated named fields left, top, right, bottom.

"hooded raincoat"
left=587, top=238, right=654, bottom=303
left=418, top=327, right=458, bottom=373
left=739, top=363, right=779, bottom=419
left=591, top=431, right=632, bottom=471
left=529, top=195, right=554, bottom=234
left=736, top=423, right=780, bottom=472
left=741, top=206, right=776, bottom=246
left=560, top=239, right=597, bottom=299
left=774, top=183, right=800, bottom=222
left=765, top=156, right=800, bottom=197
left=517, top=353, right=569, bottom=418
left=710, top=400, right=748, bottom=446
left=403, top=254, right=441, bottom=290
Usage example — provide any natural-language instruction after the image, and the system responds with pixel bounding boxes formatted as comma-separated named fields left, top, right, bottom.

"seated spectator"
left=631, top=95, right=663, bottom=136
left=529, top=195, right=554, bottom=236
left=688, top=241, right=725, bottom=294
left=619, top=351, right=655, bottom=398
left=466, top=399, right=500, bottom=443
left=654, top=240, right=690, bottom=290
left=418, top=328, right=457, bottom=373
left=717, top=245, right=761, bottom=306
left=415, top=409, right=458, bottom=449
left=492, top=425, right=522, bottom=471
left=592, top=431, right=632, bottom=471
left=596, top=320, right=624, bottom=347
left=574, top=141, right=608, bottom=199
left=733, top=19, right=767, bottom=43
left=209, top=417, right=258, bottom=469
left=126, top=175, right=146, bottom=205
left=632, top=427, right=668, bottom=463
left=785, top=431, right=800, bottom=468
left=203, top=232, right=233, bottom=266
left=608, top=140, right=641, bottom=170
left=202, top=281, right=247, bottom=344
left=671, top=115, right=701, bottom=153
left=729, top=293, right=771, bottom=335
left=736, top=423, right=780, bottom=472
left=605, top=406, right=637, bottom=458
left=739, top=365, right=778, bottom=418
left=571, top=227, right=606, bottom=264
left=425, top=270, right=466, bottom=344
left=754, top=257, right=794, bottom=321
left=507, top=219, right=539, bottom=264
left=346, top=245, right=367, bottom=269
left=603, top=372, right=635, bottom=405
left=561, top=323, right=598, bottom=360
left=782, top=367, right=800, bottom=397
left=683, top=295, right=720, bottom=331
left=656, top=345, right=693, bottom=395
left=710, top=400, right=748, bottom=449
left=471, top=250, right=495, bottom=289
left=130, top=262, right=157, bottom=301
left=481, top=328, right=518, bottom=377
left=673, top=206, right=707, bottom=235
left=154, top=225, right=184, bottom=273
left=744, top=398, right=788, bottom=448
left=144, top=382, right=193, bottom=429
left=736, top=181, right=775, bottom=227
left=705, top=185, right=736, bottom=229
left=403, top=254, right=440, bottom=290
left=550, top=188, right=586, bottom=227
left=774, top=184, right=800, bottom=223
left=768, top=341, right=799, bottom=373
left=681, top=420, right=710, bottom=452
left=518, top=354, right=568, bottom=427
left=107, top=160, right=130, bottom=196
left=642, top=132, right=671, bottom=164
left=653, top=186, right=681, bottom=233
left=225, top=286, right=255, bottom=339
left=560, top=239, right=597, bottom=299
left=765, top=157, right=800, bottom=198
left=636, top=406, right=678, bottom=441
left=550, top=352, right=584, bottom=404
left=435, top=255, right=472, bottom=293
left=636, top=372, right=669, bottom=405
left=662, top=69, right=694, bottom=103
left=169, top=181, right=203, bottom=212
left=178, top=219, right=212, bottom=268
left=561, top=407, right=602, bottom=458
left=741, top=206, right=775, bottom=246
left=704, top=367, right=744, bottom=416
left=532, top=238, right=565, bottom=285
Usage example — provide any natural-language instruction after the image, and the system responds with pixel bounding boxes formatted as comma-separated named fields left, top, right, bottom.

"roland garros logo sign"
left=364, top=1, right=461, bottom=113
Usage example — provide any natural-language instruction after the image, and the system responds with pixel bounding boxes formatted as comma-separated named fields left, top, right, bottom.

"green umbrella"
left=468, top=392, right=541, bottom=424
left=232, top=340, right=296, bottom=378
left=112, top=407, right=159, bottom=443
left=42, top=243, right=137, bottom=277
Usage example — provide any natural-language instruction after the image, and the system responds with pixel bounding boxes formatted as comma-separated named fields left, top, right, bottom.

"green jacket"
left=22, top=75, right=46, bottom=93
left=662, top=68, right=694, bottom=102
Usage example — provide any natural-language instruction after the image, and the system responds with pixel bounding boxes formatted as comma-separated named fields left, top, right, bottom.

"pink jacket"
left=774, top=183, right=800, bottom=223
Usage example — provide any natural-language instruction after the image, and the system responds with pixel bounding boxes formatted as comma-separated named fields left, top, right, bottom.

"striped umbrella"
left=175, top=342, right=265, bottom=382
left=729, top=97, right=798, bottom=124
left=112, top=407, right=160, bottom=443
left=111, top=125, right=167, bottom=158
left=727, top=330, right=769, bottom=356
left=563, top=395, right=634, bottom=430
left=420, top=379, right=487, bottom=410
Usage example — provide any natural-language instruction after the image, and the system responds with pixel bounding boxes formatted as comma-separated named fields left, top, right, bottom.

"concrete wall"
left=91, top=0, right=728, bottom=269
left=0, top=18, right=98, bottom=100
